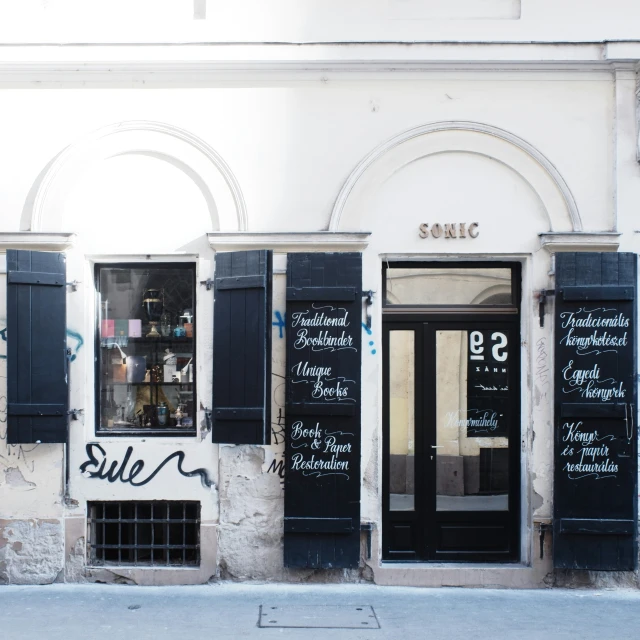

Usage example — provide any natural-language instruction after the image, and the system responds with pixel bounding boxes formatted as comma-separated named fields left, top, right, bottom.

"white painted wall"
left=0, top=73, right=616, bottom=236
left=1, top=1, right=640, bottom=43
left=0, top=5, right=639, bottom=585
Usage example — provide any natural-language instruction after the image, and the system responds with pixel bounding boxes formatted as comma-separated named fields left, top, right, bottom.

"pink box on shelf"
left=128, top=319, right=142, bottom=338
left=101, top=319, right=115, bottom=338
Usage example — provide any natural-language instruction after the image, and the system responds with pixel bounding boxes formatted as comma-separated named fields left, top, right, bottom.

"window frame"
left=93, top=261, right=198, bottom=438
left=382, top=261, right=521, bottom=314
left=381, top=260, right=522, bottom=562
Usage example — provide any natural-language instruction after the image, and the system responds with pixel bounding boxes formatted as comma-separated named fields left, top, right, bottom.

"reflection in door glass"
left=389, top=331, right=415, bottom=511
left=385, top=268, right=513, bottom=306
left=435, top=330, right=509, bottom=511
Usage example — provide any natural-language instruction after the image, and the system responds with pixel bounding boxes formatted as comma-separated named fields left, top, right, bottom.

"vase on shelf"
left=142, top=288, right=164, bottom=338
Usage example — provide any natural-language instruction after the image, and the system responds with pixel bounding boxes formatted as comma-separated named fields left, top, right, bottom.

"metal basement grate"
left=88, top=501, right=200, bottom=567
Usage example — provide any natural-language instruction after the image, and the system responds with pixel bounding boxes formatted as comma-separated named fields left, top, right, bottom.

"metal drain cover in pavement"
left=259, top=605, right=380, bottom=629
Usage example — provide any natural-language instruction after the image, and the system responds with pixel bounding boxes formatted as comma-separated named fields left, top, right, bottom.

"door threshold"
left=380, top=561, right=526, bottom=569
left=372, top=560, right=552, bottom=589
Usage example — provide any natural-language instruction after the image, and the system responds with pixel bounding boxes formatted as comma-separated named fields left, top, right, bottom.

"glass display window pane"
left=435, top=330, right=509, bottom=511
left=385, top=267, right=513, bottom=306
left=388, top=330, right=416, bottom=511
left=97, top=264, right=196, bottom=433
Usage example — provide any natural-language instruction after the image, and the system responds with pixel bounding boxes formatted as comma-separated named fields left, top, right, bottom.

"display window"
left=95, top=263, right=196, bottom=436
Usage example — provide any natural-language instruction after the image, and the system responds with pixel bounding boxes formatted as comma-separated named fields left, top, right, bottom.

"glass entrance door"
left=382, top=264, right=520, bottom=562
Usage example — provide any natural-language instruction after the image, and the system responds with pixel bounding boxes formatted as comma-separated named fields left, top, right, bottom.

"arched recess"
left=23, top=120, right=247, bottom=232
left=330, top=121, right=581, bottom=233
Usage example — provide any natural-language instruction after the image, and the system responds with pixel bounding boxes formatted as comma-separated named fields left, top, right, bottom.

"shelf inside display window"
left=96, top=263, right=196, bottom=434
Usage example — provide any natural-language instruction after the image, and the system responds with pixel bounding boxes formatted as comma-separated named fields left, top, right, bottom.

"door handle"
left=430, top=445, right=443, bottom=449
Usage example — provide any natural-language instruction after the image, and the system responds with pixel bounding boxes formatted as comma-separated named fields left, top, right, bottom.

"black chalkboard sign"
left=553, top=252, right=637, bottom=571
left=284, top=253, right=362, bottom=569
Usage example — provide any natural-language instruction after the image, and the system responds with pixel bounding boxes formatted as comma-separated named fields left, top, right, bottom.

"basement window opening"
left=88, top=501, right=201, bottom=567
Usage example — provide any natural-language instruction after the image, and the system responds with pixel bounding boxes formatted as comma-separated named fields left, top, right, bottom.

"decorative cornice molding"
left=330, top=120, right=581, bottom=232
left=539, top=232, right=620, bottom=253
left=0, top=42, right=638, bottom=82
left=0, top=232, right=76, bottom=250
left=207, top=231, right=371, bottom=252
left=0, top=42, right=638, bottom=71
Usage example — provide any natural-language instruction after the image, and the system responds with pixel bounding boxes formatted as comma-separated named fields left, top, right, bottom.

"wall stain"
left=3, top=467, right=36, bottom=491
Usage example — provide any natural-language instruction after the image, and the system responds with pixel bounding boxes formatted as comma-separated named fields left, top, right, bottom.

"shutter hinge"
left=360, top=521, right=375, bottom=560
left=68, top=408, right=84, bottom=421
left=200, top=403, right=212, bottom=438
left=538, top=522, right=552, bottom=559
left=538, top=289, right=555, bottom=327
left=66, top=280, right=80, bottom=291
left=200, top=278, right=214, bottom=291
left=362, top=290, right=374, bottom=329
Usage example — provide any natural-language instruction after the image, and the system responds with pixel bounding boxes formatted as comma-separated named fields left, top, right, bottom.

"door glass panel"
left=385, top=267, right=513, bottom=306
left=435, top=330, right=509, bottom=511
left=389, top=331, right=416, bottom=511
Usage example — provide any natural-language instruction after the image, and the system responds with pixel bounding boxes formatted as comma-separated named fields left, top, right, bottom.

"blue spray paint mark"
left=0, top=325, right=84, bottom=361
left=362, top=323, right=376, bottom=354
left=273, top=311, right=286, bottom=339
left=66, top=329, right=84, bottom=362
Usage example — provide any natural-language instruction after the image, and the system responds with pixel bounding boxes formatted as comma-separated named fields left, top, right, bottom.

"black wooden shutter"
left=212, top=250, right=272, bottom=444
left=284, top=252, right=362, bottom=568
left=553, top=252, right=637, bottom=570
left=6, top=250, right=68, bottom=444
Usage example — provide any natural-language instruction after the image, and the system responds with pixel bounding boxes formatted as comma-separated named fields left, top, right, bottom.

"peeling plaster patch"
left=363, top=431, right=379, bottom=495
left=217, top=446, right=371, bottom=584
left=531, top=473, right=544, bottom=512
left=86, top=569, right=136, bottom=585
left=554, top=568, right=639, bottom=589
left=218, top=445, right=285, bottom=580
left=65, top=536, right=87, bottom=583
left=0, top=519, right=64, bottom=584
left=4, top=466, right=36, bottom=490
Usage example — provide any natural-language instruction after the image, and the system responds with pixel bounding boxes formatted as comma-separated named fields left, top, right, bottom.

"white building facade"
left=1, top=1, right=640, bottom=587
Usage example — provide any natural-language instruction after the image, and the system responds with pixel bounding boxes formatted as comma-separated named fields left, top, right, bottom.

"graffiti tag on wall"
left=80, top=443, right=215, bottom=489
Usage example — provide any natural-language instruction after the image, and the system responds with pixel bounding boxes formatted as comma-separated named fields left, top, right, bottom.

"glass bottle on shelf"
left=160, top=310, right=172, bottom=337
left=173, top=316, right=186, bottom=338
left=103, top=387, right=117, bottom=428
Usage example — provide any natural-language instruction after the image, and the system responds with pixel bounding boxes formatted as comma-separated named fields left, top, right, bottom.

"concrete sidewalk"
left=1, top=582, right=638, bottom=640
